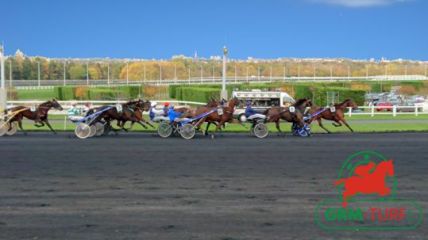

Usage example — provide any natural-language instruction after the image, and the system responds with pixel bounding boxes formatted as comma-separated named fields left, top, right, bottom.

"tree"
left=69, top=64, right=86, bottom=80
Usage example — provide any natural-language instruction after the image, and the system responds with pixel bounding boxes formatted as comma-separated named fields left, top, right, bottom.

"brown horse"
left=308, top=99, right=358, bottom=133
left=6, top=99, right=63, bottom=134
left=264, top=98, right=312, bottom=134
left=120, top=99, right=155, bottom=130
left=194, top=97, right=240, bottom=137
left=174, top=98, right=220, bottom=119
left=86, top=100, right=146, bottom=132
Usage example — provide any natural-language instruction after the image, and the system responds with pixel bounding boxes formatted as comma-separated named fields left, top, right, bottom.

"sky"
left=1, top=0, right=427, bottom=60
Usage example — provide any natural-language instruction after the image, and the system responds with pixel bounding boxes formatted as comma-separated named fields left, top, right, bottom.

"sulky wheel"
left=95, top=122, right=105, bottom=137
left=179, top=124, right=196, bottom=140
left=88, top=124, right=97, bottom=138
left=253, top=123, right=269, bottom=139
left=157, top=121, right=173, bottom=138
left=75, top=123, right=92, bottom=139
left=6, top=122, right=18, bottom=136
left=0, top=120, right=8, bottom=136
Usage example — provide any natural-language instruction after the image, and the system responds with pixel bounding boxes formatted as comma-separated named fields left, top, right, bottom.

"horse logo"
left=335, top=160, right=395, bottom=208
left=315, top=151, right=423, bottom=231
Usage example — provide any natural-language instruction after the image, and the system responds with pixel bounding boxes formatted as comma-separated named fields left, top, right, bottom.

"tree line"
left=4, top=53, right=428, bottom=81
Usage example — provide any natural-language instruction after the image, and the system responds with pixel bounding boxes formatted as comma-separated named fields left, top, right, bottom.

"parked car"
left=376, top=102, right=393, bottom=112
left=397, top=102, right=424, bottom=112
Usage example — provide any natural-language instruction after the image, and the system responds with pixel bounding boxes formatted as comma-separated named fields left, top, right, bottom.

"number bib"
left=330, top=106, right=336, bottom=113
left=30, top=106, right=36, bottom=112
left=217, top=108, right=224, bottom=115
left=116, top=104, right=123, bottom=112
left=289, top=106, right=295, bottom=113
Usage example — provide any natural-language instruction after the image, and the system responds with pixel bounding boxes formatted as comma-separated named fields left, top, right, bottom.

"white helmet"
left=151, top=101, right=158, bottom=107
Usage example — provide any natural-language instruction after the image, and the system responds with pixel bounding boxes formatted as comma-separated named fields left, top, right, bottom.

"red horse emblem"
left=335, top=160, right=394, bottom=208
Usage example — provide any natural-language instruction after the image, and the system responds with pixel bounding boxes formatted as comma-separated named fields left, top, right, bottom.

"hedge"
left=177, top=87, right=220, bottom=103
left=17, top=88, right=57, bottom=100
left=293, top=85, right=313, bottom=99
left=312, top=87, right=365, bottom=106
left=52, top=85, right=142, bottom=100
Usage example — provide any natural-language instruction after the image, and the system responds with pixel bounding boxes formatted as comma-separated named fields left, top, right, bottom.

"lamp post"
left=234, top=63, right=237, bottom=83
left=86, top=61, right=89, bottom=85
left=188, top=67, right=191, bottom=84
left=366, top=65, right=369, bottom=79
left=9, top=59, right=12, bottom=87
left=126, top=62, right=129, bottom=85
left=159, top=64, right=162, bottom=85
left=221, top=46, right=228, bottom=100
left=63, top=61, right=66, bottom=86
left=143, top=64, right=146, bottom=82
left=0, top=45, right=6, bottom=111
left=283, top=64, right=286, bottom=80
left=107, top=63, right=110, bottom=86
left=38, top=61, right=41, bottom=87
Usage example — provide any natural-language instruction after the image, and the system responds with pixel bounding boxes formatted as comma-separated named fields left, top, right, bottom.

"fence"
left=346, top=105, right=427, bottom=117
left=7, top=100, right=428, bottom=116
left=7, top=75, right=428, bottom=88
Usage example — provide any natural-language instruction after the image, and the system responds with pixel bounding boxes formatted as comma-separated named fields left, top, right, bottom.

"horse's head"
left=50, top=99, right=63, bottom=111
left=228, top=97, right=239, bottom=108
left=206, top=98, right=218, bottom=107
left=139, top=100, right=151, bottom=112
left=294, top=98, right=313, bottom=108
left=344, top=99, right=358, bottom=110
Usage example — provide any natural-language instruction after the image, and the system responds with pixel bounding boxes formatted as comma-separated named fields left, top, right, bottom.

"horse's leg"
left=34, top=120, right=44, bottom=127
left=7, top=121, right=13, bottom=131
left=204, top=122, right=211, bottom=136
left=140, top=118, right=155, bottom=128
left=44, top=120, right=56, bottom=134
left=18, top=119, right=27, bottom=135
left=137, top=121, right=148, bottom=129
left=341, top=119, right=354, bottom=132
left=275, top=120, right=282, bottom=136
left=35, top=121, right=45, bottom=128
left=117, top=119, right=123, bottom=129
left=211, top=121, right=222, bottom=139
left=332, top=118, right=342, bottom=127
left=317, top=119, right=331, bottom=133
left=120, top=120, right=129, bottom=132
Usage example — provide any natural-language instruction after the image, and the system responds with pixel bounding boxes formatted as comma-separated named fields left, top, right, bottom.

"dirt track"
left=0, top=132, right=427, bottom=240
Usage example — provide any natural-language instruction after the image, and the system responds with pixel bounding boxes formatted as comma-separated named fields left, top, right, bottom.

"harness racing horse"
left=194, top=97, right=240, bottom=137
left=263, top=98, right=312, bottom=134
left=85, top=100, right=147, bottom=132
left=119, top=100, right=155, bottom=130
left=308, top=99, right=357, bottom=133
left=174, top=98, right=220, bottom=119
left=6, top=99, right=63, bottom=134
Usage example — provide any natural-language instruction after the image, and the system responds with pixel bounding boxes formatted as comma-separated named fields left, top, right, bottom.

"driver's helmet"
left=246, top=100, right=252, bottom=107
left=151, top=101, right=157, bottom=107
left=164, top=102, right=170, bottom=107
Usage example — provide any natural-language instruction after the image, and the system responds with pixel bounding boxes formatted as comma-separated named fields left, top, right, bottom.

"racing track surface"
left=0, top=132, right=427, bottom=240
